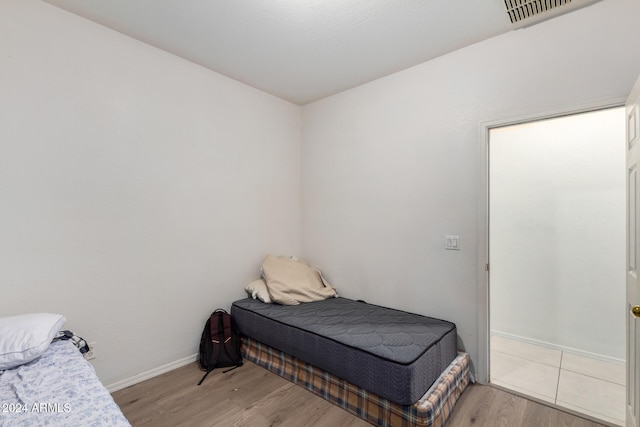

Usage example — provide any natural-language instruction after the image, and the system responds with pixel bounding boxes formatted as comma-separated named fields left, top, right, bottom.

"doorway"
left=488, top=107, right=626, bottom=425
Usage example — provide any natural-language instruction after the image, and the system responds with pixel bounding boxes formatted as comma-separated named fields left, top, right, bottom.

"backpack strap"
left=221, top=312, right=234, bottom=359
left=210, top=312, right=226, bottom=367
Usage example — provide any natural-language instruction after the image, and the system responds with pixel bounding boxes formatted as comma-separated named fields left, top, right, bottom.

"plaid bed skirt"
left=241, top=337, right=470, bottom=427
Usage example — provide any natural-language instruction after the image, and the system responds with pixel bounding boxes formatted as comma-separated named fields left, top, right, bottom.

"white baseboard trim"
left=490, top=330, right=625, bottom=366
left=106, top=353, right=199, bottom=393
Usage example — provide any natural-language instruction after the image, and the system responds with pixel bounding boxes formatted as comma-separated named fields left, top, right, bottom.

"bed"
left=0, top=313, right=130, bottom=427
left=231, top=297, right=470, bottom=427
left=241, top=336, right=469, bottom=427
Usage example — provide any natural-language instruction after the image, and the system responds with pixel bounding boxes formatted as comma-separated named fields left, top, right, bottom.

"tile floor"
left=490, top=335, right=626, bottom=426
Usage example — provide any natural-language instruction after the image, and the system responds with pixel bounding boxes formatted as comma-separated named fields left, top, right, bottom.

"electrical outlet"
left=85, top=342, right=96, bottom=361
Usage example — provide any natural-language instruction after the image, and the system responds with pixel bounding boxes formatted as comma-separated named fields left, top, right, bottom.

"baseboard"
left=106, top=353, right=199, bottom=393
left=490, top=330, right=625, bottom=366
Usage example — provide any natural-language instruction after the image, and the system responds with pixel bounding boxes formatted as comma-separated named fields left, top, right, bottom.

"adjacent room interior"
left=489, top=107, right=626, bottom=425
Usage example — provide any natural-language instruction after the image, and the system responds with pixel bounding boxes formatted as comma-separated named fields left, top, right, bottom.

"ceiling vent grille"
left=502, top=0, right=601, bottom=28
left=505, top=0, right=571, bottom=24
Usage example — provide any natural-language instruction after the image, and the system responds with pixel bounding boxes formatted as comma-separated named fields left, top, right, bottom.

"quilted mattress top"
left=232, top=297, right=456, bottom=364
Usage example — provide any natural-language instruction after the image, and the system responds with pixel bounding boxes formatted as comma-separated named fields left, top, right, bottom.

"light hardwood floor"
left=111, top=360, right=607, bottom=427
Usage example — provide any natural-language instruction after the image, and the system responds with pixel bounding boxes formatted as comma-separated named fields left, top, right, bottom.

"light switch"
left=445, top=235, right=460, bottom=250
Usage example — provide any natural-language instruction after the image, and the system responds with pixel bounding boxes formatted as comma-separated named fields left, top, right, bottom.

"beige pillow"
left=244, top=279, right=272, bottom=303
left=261, top=255, right=337, bottom=305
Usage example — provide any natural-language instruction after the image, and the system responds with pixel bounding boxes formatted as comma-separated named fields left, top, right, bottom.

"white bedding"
left=0, top=340, right=130, bottom=427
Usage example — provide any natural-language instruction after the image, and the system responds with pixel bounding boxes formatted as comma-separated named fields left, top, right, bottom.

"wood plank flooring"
left=111, top=360, right=607, bottom=427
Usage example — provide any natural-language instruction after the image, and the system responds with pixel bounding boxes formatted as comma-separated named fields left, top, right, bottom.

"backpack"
left=197, top=309, right=243, bottom=385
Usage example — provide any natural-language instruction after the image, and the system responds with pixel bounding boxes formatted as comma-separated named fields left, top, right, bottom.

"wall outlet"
left=85, top=342, right=96, bottom=360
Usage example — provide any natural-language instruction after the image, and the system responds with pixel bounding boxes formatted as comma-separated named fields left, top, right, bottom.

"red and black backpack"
left=197, top=309, right=242, bottom=385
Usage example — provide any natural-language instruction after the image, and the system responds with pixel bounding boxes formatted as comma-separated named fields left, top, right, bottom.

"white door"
left=627, top=74, right=640, bottom=427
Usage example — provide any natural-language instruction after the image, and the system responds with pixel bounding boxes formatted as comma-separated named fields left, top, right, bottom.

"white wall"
left=490, top=108, right=626, bottom=360
left=0, top=0, right=301, bottom=385
left=301, top=0, right=640, bottom=374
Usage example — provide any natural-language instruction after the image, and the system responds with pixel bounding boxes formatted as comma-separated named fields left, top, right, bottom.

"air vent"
left=502, top=0, right=601, bottom=29
left=505, top=0, right=570, bottom=24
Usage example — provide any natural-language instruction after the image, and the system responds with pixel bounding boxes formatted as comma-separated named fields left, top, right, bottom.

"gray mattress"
left=231, top=297, right=457, bottom=405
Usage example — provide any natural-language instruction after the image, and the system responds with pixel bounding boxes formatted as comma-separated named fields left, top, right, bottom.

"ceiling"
left=42, top=0, right=597, bottom=105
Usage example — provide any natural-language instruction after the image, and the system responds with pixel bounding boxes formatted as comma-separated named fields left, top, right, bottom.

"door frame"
left=476, top=96, right=626, bottom=385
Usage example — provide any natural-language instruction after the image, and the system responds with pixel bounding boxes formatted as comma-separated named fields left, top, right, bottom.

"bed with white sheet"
left=0, top=313, right=130, bottom=427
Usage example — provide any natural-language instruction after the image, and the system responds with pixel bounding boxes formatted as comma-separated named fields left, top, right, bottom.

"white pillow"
left=0, top=313, right=67, bottom=370
left=245, top=279, right=272, bottom=303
